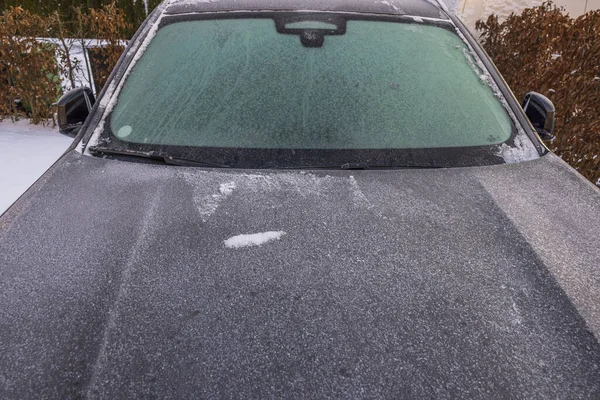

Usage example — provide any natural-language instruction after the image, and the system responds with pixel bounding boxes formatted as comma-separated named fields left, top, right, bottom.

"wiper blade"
left=281, top=163, right=368, bottom=170
left=89, top=146, right=229, bottom=168
left=283, top=163, right=444, bottom=170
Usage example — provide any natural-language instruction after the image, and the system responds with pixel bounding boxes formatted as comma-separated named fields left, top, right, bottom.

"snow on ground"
left=224, top=231, right=287, bottom=249
left=0, top=120, right=73, bottom=214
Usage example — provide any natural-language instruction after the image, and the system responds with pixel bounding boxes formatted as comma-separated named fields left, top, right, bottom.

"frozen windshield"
left=101, top=17, right=520, bottom=168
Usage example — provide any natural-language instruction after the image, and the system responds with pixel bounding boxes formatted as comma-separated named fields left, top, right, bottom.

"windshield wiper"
left=88, top=146, right=230, bottom=168
left=283, top=163, right=444, bottom=170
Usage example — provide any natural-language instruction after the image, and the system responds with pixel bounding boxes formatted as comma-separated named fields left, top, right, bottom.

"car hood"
left=1, top=151, right=600, bottom=398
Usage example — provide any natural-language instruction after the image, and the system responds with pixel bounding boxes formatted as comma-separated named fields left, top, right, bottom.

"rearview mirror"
left=522, top=92, right=555, bottom=141
left=57, top=87, right=95, bottom=137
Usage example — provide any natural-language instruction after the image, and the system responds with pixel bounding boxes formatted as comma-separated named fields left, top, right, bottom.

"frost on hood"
left=379, top=1, right=401, bottom=12
left=183, top=174, right=236, bottom=222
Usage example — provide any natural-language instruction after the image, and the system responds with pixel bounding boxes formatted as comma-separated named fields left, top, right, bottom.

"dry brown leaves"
left=84, top=3, right=129, bottom=90
left=0, top=7, right=58, bottom=124
left=0, top=2, right=129, bottom=123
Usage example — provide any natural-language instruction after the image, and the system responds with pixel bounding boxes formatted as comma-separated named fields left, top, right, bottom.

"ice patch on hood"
left=224, top=231, right=286, bottom=249
left=219, top=182, right=236, bottom=195
left=379, top=1, right=401, bottom=11
left=349, top=175, right=371, bottom=208
left=183, top=169, right=338, bottom=197
left=497, top=133, right=539, bottom=164
left=184, top=176, right=236, bottom=222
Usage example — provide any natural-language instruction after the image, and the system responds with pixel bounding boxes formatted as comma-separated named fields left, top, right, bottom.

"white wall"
left=456, top=0, right=600, bottom=30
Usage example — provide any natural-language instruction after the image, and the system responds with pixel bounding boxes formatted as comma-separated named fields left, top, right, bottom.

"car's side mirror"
left=522, top=92, right=555, bottom=141
left=57, top=87, right=95, bottom=137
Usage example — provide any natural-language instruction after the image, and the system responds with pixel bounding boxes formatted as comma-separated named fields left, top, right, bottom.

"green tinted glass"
left=111, top=19, right=512, bottom=149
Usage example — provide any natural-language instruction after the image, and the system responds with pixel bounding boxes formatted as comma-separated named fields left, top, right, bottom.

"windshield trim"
left=164, top=0, right=448, bottom=19
left=165, top=10, right=451, bottom=24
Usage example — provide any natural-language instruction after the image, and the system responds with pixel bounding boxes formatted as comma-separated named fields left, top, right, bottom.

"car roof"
left=165, top=0, right=448, bottom=20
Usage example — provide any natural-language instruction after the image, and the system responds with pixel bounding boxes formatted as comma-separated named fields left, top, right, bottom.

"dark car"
left=2, top=0, right=600, bottom=398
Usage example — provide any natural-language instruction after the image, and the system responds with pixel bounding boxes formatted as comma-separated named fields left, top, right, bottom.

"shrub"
left=477, top=2, right=600, bottom=187
left=0, top=7, right=59, bottom=124
left=0, top=2, right=129, bottom=123
left=84, top=2, right=129, bottom=91
left=1, top=0, right=161, bottom=38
